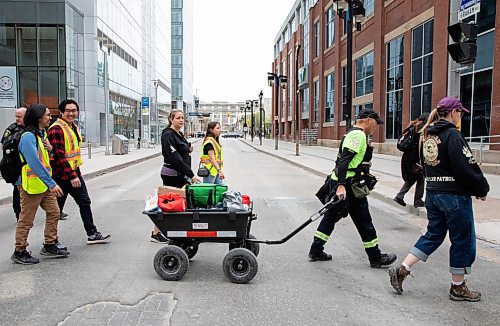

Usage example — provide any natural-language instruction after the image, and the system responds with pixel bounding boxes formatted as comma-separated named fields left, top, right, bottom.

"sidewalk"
left=241, top=138, right=500, bottom=246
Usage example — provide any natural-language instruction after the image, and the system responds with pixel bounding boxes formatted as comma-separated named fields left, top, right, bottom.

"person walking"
left=12, top=104, right=69, bottom=264
left=393, top=113, right=429, bottom=208
left=47, top=99, right=110, bottom=245
left=152, top=109, right=200, bottom=243
left=389, top=97, right=489, bottom=302
left=1, top=107, right=26, bottom=220
left=308, top=108, right=397, bottom=268
left=200, top=122, right=225, bottom=184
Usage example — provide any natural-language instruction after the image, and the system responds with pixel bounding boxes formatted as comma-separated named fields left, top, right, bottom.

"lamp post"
left=267, top=72, right=288, bottom=150
left=152, top=79, right=160, bottom=144
left=96, top=36, right=115, bottom=155
left=258, top=90, right=263, bottom=145
left=333, top=0, right=365, bottom=129
left=246, top=100, right=256, bottom=142
left=240, top=105, right=248, bottom=139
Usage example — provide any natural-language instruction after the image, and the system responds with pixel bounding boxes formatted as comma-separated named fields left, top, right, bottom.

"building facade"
left=0, top=0, right=172, bottom=146
left=271, top=0, right=499, bottom=144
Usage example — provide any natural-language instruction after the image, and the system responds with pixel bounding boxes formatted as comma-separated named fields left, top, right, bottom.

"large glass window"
left=289, top=53, right=293, bottom=119
left=325, top=6, right=335, bottom=49
left=324, top=73, right=334, bottom=123
left=303, top=16, right=310, bottom=65
left=342, top=66, right=347, bottom=112
left=386, top=36, right=404, bottom=139
left=17, top=27, right=37, bottom=66
left=39, top=68, right=59, bottom=108
left=281, top=61, right=286, bottom=119
left=411, top=19, right=433, bottom=120
left=172, top=0, right=183, bottom=9
left=39, top=27, right=58, bottom=66
left=314, top=21, right=320, bottom=58
left=172, top=24, right=182, bottom=36
left=313, top=80, right=319, bottom=123
left=172, top=10, right=182, bottom=23
left=355, top=51, right=374, bottom=97
left=302, top=87, right=310, bottom=117
left=364, top=0, right=375, bottom=16
left=0, top=26, right=16, bottom=65
left=18, top=67, right=38, bottom=107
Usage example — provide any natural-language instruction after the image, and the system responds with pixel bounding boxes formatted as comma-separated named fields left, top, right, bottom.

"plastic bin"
left=112, top=134, right=129, bottom=155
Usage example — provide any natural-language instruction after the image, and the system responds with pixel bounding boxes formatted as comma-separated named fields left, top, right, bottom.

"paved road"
left=0, top=139, right=499, bottom=325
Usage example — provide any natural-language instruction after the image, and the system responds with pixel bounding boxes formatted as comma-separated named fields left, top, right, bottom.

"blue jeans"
left=203, top=174, right=225, bottom=185
left=410, top=193, right=475, bottom=275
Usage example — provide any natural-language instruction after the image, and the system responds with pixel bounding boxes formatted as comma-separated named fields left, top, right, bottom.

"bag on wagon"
left=158, top=192, right=187, bottom=212
left=186, top=183, right=228, bottom=209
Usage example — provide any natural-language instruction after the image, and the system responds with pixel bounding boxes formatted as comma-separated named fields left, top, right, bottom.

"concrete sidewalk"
left=241, top=138, right=500, bottom=246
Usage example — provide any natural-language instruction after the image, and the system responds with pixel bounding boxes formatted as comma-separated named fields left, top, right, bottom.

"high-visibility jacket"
left=20, top=133, right=52, bottom=194
left=49, top=118, right=82, bottom=170
left=200, top=137, right=223, bottom=177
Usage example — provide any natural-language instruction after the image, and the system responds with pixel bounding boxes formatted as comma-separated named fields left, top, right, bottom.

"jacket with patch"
left=421, top=120, right=489, bottom=197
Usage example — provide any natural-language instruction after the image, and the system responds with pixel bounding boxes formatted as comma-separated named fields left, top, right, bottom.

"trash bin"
left=112, top=134, right=129, bottom=155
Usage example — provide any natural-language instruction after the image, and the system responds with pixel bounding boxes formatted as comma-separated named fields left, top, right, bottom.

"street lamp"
left=240, top=106, right=248, bottom=139
left=152, top=79, right=160, bottom=144
left=96, top=36, right=115, bottom=155
left=333, top=0, right=365, bottom=129
left=267, top=72, right=287, bottom=150
left=258, top=90, right=263, bottom=145
left=246, top=100, right=257, bottom=142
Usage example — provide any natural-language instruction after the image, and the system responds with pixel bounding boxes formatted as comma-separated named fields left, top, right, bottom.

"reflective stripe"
left=166, top=231, right=237, bottom=238
left=314, top=231, right=330, bottom=242
left=363, top=238, right=379, bottom=248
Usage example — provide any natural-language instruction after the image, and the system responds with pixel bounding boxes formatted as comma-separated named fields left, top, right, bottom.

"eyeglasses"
left=65, top=109, right=78, bottom=114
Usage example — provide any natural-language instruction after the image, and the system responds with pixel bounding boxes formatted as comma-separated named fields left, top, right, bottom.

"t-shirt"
left=332, top=129, right=367, bottom=181
left=203, top=142, right=214, bottom=155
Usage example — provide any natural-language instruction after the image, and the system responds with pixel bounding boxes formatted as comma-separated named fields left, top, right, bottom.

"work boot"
left=40, top=244, right=70, bottom=258
left=393, top=197, right=406, bottom=207
left=370, top=253, right=397, bottom=268
left=389, top=264, right=410, bottom=294
left=449, top=280, right=481, bottom=302
left=308, top=251, right=332, bottom=261
left=11, top=250, right=39, bottom=265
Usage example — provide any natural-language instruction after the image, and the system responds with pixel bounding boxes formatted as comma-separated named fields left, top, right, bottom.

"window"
left=364, top=0, right=375, bottom=17
left=313, top=80, right=319, bottom=122
left=324, top=73, right=334, bottom=123
left=172, top=10, right=182, bottom=23
left=17, top=27, right=37, bottom=66
left=291, top=15, right=297, bottom=33
left=172, top=0, right=182, bottom=9
left=172, top=24, right=182, bottom=36
left=172, top=53, right=182, bottom=65
left=355, top=51, right=374, bottom=97
left=325, top=6, right=335, bottom=48
left=314, top=21, right=320, bottom=58
left=281, top=61, right=286, bottom=119
left=288, top=53, right=293, bottom=118
left=303, top=16, right=310, bottom=65
left=342, top=66, right=347, bottom=118
left=354, top=103, right=373, bottom=118
left=172, top=37, right=182, bottom=50
left=386, top=36, right=404, bottom=139
left=0, top=26, right=16, bottom=65
left=18, top=67, right=38, bottom=107
left=411, top=20, right=433, bottom=120
left=172, top=67, right=182, bottom=78
left=302, top=87, right=310, bottom=117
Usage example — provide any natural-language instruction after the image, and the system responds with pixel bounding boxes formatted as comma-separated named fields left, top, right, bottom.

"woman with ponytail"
left=389, top=97, right=489, bottom=302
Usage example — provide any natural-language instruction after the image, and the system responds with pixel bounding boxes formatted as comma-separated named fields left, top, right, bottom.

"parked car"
left=223, top=132, right=242, bottom=138
left=196, top=131, right=205, bottom=138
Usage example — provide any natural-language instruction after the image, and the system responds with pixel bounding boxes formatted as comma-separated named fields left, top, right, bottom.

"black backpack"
left=0, top=129, right=30, bottom=183
left=397, top=127, right=416, bottom=153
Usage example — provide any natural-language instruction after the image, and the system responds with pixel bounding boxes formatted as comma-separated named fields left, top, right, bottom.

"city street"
left=0, top=139, right=499, bottom=326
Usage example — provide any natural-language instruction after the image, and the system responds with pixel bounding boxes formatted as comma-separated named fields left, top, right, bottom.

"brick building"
left=271, top=0, right=499, bottom=144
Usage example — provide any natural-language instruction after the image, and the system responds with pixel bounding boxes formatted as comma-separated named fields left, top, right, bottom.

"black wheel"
left=223, top=248, right=258, bottom=284
left=170, top=240, right=199, bottom=260
left=228, top=234, right=259, bottom=257
left=153, top=246, right=189, bottom=281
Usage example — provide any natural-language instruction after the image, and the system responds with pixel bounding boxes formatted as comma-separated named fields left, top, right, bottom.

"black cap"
left=357, top=108, right=384, bottom=125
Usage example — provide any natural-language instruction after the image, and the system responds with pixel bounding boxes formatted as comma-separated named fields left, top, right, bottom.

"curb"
left=0, top=151, right=162, bottom=206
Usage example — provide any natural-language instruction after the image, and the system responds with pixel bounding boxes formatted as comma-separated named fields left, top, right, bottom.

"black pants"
left=12, top=184, right=20, bottom=220
left=395, top=173, right=424, bottom=204
left=55, top=176, right=97, bottom=236
left=161, top=174, right=188, bottom=188
left=310, top=184, right=382, bottom=261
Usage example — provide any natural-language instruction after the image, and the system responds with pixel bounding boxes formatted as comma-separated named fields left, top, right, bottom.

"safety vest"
left=49, top=118, right=82, bottom=170
left=20, top=132, right=52, bottom=194
left=200, top=137, right=223, bottom=177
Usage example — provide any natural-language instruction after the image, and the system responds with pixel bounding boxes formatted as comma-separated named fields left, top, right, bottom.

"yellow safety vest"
left=49, top=118, right=82, bottom=170
left=200, top=137, right=223, bottom=177
left=20, top=133, right=52, bottom=194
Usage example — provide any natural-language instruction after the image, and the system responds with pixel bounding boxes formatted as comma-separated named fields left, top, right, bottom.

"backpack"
left=397, top=127, right=416, bottom=153
left=186, top=183, right=228, bottom=209
left=0, top=129, right=31, bottom=183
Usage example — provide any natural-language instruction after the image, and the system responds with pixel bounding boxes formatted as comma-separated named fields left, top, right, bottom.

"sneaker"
left=308, top=251, right=332, bottom=261
left=413, top=200, right=425, bottom=208
left=87, top=232, right=111, bottom=245
left=40, top=244, right=70, bottom=258
left=393, top=197, right=406, bottom=207
left=389, top=264, right=411, bottom=294
left=449, top=280, right=481, bottom=302
left=150, top=232, right=169, bottom=244
left=11, top=250, right=39, bottom=265
left=370, top=253, right=397, bottom=268
left=60, top=212, right=69, bottom=220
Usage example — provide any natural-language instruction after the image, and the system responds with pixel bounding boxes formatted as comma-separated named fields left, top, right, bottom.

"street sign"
left=459, top=0, right=481, bottom=20
left=141, top=96, right=150, bottom=115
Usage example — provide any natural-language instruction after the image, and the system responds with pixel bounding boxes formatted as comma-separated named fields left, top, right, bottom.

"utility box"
left=112, top=134, right=129, bottom=155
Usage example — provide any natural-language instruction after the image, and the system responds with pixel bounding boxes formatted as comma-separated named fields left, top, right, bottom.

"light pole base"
left=295, top=142, right=299, bottom=156
left=274, top=136, right=278, bottom=150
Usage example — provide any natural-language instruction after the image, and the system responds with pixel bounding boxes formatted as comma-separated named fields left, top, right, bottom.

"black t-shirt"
left=203, top=142, right=214, bottom=155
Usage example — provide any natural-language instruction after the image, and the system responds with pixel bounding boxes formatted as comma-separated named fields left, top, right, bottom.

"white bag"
left=144, top=192, right=160, bottom=212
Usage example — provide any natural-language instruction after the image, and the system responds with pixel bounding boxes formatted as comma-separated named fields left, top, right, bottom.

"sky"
left=193, top=0, right=296, bottom=103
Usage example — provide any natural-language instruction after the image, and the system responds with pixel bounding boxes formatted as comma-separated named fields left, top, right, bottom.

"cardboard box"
left=158, top=185, right=186, bottom=198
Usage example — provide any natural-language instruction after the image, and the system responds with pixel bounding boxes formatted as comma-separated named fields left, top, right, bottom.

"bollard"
left=88, top=142, right=92, bottom=159
left=479, top=137, right=484, bottom=165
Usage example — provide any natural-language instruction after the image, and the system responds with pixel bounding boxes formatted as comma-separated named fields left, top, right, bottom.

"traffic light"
left=447, top=22, right=477, bottom=65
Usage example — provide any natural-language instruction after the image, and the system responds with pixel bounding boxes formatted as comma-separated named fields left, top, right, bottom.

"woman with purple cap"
left=389, top=97, right=489, bottom=302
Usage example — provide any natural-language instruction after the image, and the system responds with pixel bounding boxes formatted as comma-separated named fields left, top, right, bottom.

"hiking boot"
left=87, top=232, right=111, bottom=244
left=308, top=251, right=332, bottom=261
left=59, top=212, right=69, bottom=220
left=449, top=280, right=481, bottom=302
left=150, top=232, right=169, bottom=244
left=40, top=244, right=70, bottom=258
left=389, top=264, right=411, bottom=294
left=370, top=253, right=397, bottom=268
left=11, top=250, right=39, bottom=265
left=393, top=197, right=406, bottom=207
left=413, top=200, right=425, bottom=208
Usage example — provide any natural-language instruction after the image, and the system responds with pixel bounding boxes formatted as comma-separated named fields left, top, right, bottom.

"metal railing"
left=464, top=135, right=500, bottom=165
left=300, top=128, right=318, bottom=146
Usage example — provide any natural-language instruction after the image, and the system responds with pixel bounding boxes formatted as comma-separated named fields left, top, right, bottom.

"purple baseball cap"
left=436, top=97, right=470, bottom=113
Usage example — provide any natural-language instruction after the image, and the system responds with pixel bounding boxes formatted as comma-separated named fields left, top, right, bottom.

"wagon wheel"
left=222, top=248, right=258, bottom=284
left=228, top=234, right=259, bottom=257
left=153, top=246, right=189, bottom=281
left=170, top=240, right=199, bottom=260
